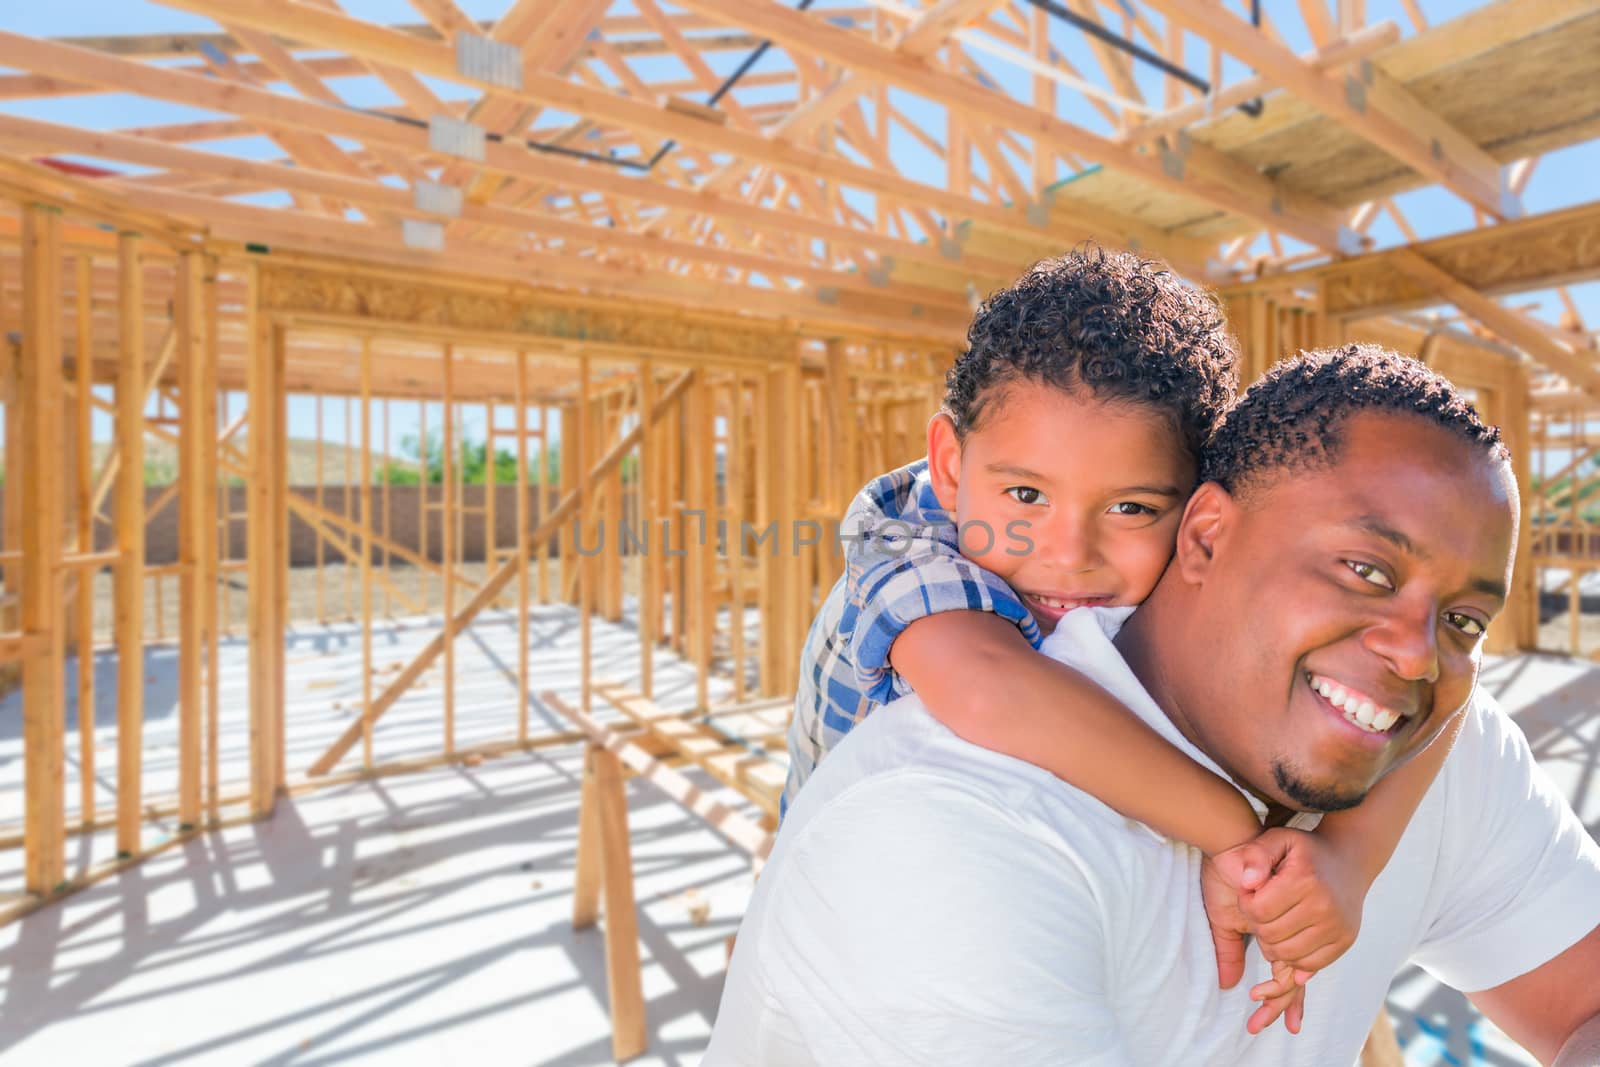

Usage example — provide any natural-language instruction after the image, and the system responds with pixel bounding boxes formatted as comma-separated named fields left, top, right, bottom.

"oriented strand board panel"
left=1202, top=13, right=1600, bottom=209
left=1044, top=2, right=1600, bottom=246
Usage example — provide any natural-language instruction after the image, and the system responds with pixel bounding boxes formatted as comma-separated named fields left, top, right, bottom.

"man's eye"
left=1344, top=560, right=1395, bottom=590
left=1109, top=502, right=1155, bottom=517
left=1006, top=486, right=1046, bottom=505
left=1446, top=611, right=1486, bottom=637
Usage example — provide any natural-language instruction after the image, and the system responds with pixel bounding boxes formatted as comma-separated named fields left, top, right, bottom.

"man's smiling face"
left=1174, top=411, right=1517, bottom=813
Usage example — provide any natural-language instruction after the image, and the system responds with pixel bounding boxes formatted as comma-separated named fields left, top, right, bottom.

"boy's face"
left=927, top=380, right=1194, bottom=636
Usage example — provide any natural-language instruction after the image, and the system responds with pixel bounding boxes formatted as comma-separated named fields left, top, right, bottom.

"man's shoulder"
left=779, top=698, right=1158, bottom=874
left=1436, top=685, right=1538, bottom=793
left=769, top=705, right=1138, bottom=936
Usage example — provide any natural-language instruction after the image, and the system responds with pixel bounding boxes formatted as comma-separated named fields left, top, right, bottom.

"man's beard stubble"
left=1272, top=761, right=1367, bottom=814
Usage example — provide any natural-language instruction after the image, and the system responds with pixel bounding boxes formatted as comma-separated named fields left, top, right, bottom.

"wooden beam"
left=1062, top=0, right=1144, bottom=112
left=685, top=0, right=1049, bottom=246
left=220, top=21, right=427, bottom=188
left=360, top=335, right=374, bottom=768
left=20, top=203, right=67, bottom=894
left=442, top=345, right=456, bottom=755
left=176, top=250, right=206, bottom=827
left=1389, top=247, right=1600, bottom=399
left=578, top=355, right=593, bottom=711
left=0, top=154, right=193, bottom=247
left=638, top=362, right=656, bottom=701
left=87, top=328, right=178, bottom=524
left=666, top=0, right=1351, bottom=252
left=0, top=32, right=1033, bottom=291
left=544, top=691, right=773, bottom=858
left=591, top=742, right=647, bottom=1062
left=514, top=352, right=531, bottom=742
left=899, top=0, right=1011, bottom=57
left=1144, top=0, right=1509, bottom=219
left=72, top=254, right=95, bottom=828
left=306, top=370, right=695, bottom=776
left=114, top=233, right=145, bottom=856
left=448, top=0, right=610, bottom=204
left=286, top=492, right=461, bottom=600
left=202, top=255, right=221, bottom=825
left=51, top=21, right=467, bottom=60
left=116, top=184, right=972, bottom=342
left=1118, top=23, right=1398, bottom=148
left=686, top=369, right=710, bottom=710
left=0, top=115, right=973, bottom=320
left=146, top=1, right=1226, bottom=259
left=596, top=684, right=784, bottom=821
left=272, top=324, right=288, bottom=791
left=287, top=497, right=425, bottom=617
left=246, top=269, right=282, bottom=816
left=571, top=743, right=602, bottom=929
left=406, top=0, right=478, bottom=38
left=1, top=332, right=20, bottom=641
left=1229, top=201, right=1600, bottom=316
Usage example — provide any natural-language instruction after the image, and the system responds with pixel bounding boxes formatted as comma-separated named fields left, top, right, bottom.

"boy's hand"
left=1229, top=827, right=1365, bottom=975
left=1198, top=850, right=1265, bottom=990
left=1246, top=959, right=1307, bottom=1036
left=1200, top=850, right=1307, bottom=1034
left=1202, top=827, right=1368, bottom=1035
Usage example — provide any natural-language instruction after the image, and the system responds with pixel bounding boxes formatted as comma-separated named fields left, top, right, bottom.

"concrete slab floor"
left=0, top=612, right=1595, bottom=1066
left=0, top=746, right=753, bottom=1066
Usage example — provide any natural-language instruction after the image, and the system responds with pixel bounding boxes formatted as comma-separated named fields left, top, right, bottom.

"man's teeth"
left=1309, top=674, right=1400, bottom=734
left=1028, top=594, right=1100, bottom=610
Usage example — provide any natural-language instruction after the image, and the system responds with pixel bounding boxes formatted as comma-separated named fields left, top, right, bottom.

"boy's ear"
left=925, top=411, right=961, bottom=513
left=1174, top=481, right=1232, bottom=585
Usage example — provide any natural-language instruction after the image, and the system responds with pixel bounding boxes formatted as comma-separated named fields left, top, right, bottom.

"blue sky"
left=2, top=0, right=1595, bottom=453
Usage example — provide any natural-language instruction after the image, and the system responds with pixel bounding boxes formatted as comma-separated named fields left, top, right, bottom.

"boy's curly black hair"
left=945, top=245, right=1238, bottom=464
left=1201, top=343, right=1509, bottom=496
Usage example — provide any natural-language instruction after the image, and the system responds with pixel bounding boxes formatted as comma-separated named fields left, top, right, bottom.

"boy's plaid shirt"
left=782, top=458, right=1042, bottom=813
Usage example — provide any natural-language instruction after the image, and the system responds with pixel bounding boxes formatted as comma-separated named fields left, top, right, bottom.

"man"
left=706, top=346, right=1600, bottom=1066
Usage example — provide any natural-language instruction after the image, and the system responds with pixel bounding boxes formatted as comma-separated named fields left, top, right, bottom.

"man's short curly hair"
left=1201, top=343, right=1509, bottom=496
left=945, top=245, right=1238, bottom=464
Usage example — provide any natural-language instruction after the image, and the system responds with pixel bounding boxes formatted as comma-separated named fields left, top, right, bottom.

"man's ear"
left=926, top=411, right=961, bottom=514
left=1175, top=482, right=1232, bottom=585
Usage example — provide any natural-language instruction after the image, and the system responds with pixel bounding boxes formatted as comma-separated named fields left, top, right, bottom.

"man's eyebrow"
left=1348, top=515, right=1508, bottom=602
left=1469, top=576, right=1508, bottom=603
left=1348, top=515, right=1427, bottom=558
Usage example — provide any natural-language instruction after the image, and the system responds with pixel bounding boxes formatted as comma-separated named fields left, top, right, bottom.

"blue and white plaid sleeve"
left=838, top=462, right=1041, bottom=705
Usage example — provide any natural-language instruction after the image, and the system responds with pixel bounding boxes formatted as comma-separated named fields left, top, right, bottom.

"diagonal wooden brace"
left=306, top=369, right=694, bottom=776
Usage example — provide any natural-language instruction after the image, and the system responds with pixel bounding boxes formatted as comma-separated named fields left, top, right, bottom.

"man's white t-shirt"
left=706, top=607, right=1600, bottom=1066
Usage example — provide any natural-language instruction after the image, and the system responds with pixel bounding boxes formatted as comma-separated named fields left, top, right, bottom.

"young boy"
left=784, top=247, right=1461, bottom=1034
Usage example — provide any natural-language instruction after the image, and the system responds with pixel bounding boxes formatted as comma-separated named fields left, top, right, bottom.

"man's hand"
left=1201, top=828, right=1367, bottom=1035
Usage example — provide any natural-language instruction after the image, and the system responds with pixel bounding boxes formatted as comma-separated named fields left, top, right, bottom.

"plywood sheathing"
left=1035, top=2, right=1600, bottom=246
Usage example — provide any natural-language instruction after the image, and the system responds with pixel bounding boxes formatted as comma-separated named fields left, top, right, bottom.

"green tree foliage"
left=145, top=455, right=176, bottom=486
left=377, top=431, right=561, bottom=485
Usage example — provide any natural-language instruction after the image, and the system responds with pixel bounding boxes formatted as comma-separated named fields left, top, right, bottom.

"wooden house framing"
left=0, top=2, right=1597, bottom=1057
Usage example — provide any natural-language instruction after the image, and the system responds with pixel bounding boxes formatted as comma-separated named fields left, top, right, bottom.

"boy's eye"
left=1108, top=502, right=1156, bottom=517
left=1445, top=611, right=1486, bottom=637
left=1006, top=486, right=1046, bottom=506
left=1343, top=560, right=1395, bottom=590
